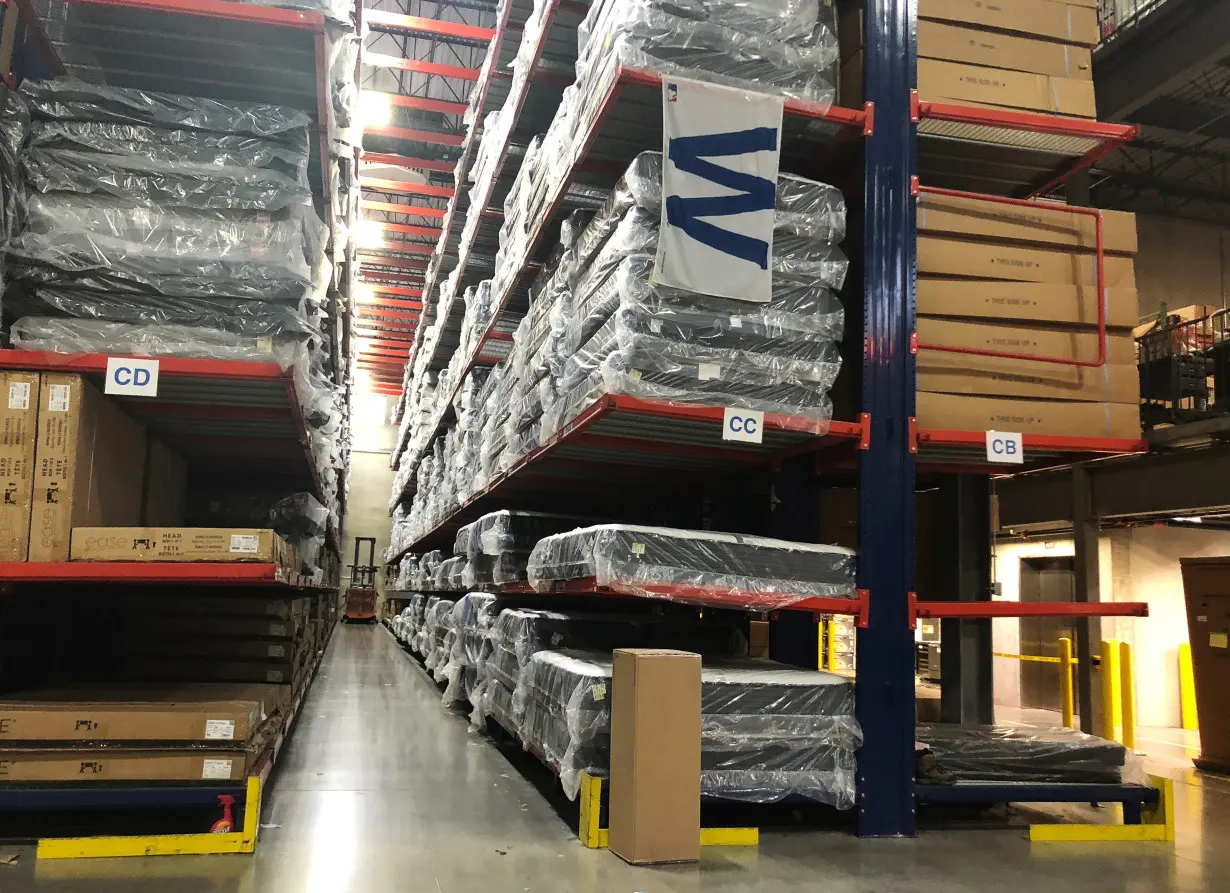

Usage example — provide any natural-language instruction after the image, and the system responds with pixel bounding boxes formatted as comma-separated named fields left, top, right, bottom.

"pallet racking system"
left=383, top=0, right=1166, bottom=840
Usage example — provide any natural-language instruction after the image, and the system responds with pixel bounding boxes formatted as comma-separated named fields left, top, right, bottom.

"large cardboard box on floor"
left=1, top=371, right=40, bottom=561
left=916, top=392, right=1141, bottom=439
left=29, top=375, right=147, bottom=562
left=916, top=280, right=1139, bottom=329
left=0, top=684, right=275, bottom=743
left=70, top=526, right=292, bottom=565
left=608, top=649, right=701, bottom=865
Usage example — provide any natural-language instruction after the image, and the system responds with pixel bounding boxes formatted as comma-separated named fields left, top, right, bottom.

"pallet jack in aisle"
left=342, top=536, right=378, bottom=623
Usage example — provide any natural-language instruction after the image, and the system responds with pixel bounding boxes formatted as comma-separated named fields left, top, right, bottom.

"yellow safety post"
left=1120, top=641, right=1137, bottom=751
left=1058, top=636, right=1075, bottom=729
left=825, top=619, right=837, bottom=673
left=1101, top=639, right=1123, bottom=743
left=1179, top=643, right=1199, bottom=731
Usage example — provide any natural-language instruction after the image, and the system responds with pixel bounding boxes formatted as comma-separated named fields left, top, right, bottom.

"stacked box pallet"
left=115, top=592, right=317, bottom=693
left=839, top=0, right=1099, bottom=117
left=0, top=682, right=286, bottom=782
left=914, top=191, right=1141, bottom=438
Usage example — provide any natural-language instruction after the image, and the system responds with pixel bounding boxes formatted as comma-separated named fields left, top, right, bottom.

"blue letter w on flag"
left=665, top=127, right=778, bottom=270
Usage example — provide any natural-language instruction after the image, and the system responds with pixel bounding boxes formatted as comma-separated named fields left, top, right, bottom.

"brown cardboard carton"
left=29, top=375, right=147, bottom=562
left=916, top=280, right=1139, bottom=329
left=915, top=318, right=1137, bottom=366
left=1132, top=304, right=1218, bottom=339
left=916, top=392, right=1142, bottom=439
left=918, top=236, right=1138, bottom=287
left=918, top=20, right=1091, bottom=79
left=143, top=439, right=187, bottom=526
left=917, top=192, right=1137, bottom=254
left=70, top=527, right=291, bottom=564
left=919, top=59, right=1096, bottom=117
left=1, top=372, right=40, bottom=561
left=123, top=613, right=302, bottom=640
left=748, top=620, right=770, bottom=658
left=609, top=649, right=701, bottom=864
left=0, top=748, right=251, bottom=782
left=122, top=658, right=300, bottom=686
left=919, top=0, right=1099, bottom=46
left=1179, top=559, right=1230, bottom=766
left=0, top=690, right=265, bottom=743
left=121, top=593, right=305, bottom=620
left=122, top=636, right=301, bottom=663
left=918, top=362, right=1140, bottom=403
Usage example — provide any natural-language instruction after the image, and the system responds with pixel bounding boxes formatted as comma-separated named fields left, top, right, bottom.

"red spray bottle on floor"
left=211, top=795, right=236, bottom=833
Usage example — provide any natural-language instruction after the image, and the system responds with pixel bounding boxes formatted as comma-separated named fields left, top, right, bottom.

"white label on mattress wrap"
left=698, top=363, right=721, bottom=381
left=649, top=319, right=662, bottom=333
left=230, top=534, right=260, bottom=554
left=266, top=670, right=286, bottom=683
left=269, top=623, right=287, bottom=637
left=257, top=336, right=274, bottom=353
left=551, top=633, right=564, bottom=646
left=628, top=369, right=642, bottom=380
left=8, top=382, right=30, bottom=410
left=631, top=543, right=645, bottom=556
left=268, top=644, right=287, bottom=658
left=201, top=759, right=234, bottom=780
left=592, top=684, right=607, bottom=702
left=1211, top=633, right=1229, bottom=650
left=1197, top=615, right=1208, bottom=623
left=204, top=719, right=236, bottom=740
left=47, top=384, right=71, bottom=412
left=729, top=316, right=743, bottom=328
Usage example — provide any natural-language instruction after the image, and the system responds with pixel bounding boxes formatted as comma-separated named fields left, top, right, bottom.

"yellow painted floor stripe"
left=1029, top=824, right=1171, bottom=842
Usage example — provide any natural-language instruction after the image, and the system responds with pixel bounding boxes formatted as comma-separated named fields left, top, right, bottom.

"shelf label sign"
left=104, top=357, right=159, bottom=397
left=655, top=77, right=783, bottom=303
left=723, top=408, right=765, bottom=444
left=986, top=430, right=1024, bottom=464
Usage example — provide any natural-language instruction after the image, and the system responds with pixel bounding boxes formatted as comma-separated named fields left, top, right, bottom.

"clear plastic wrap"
left=22, top=78, right=313, bottom=137
left=270, top=492, right=334, bottom=576
left=528, top=524, right=857, bottom=609
left=474, top=510, right=591, bottom=555
left=10, top=317, right=306, bottom=363
left=915, top=723, right=1130, bottom=785
left=578, top=0, right=839, bottom=106
left=518, top=649, right=860, bottom=804
left=579, top=0, right=827, bottom=48
left=1, top=85, right=30, bottom=247
left=421, top=597, right=458, bottom=671
left=440, top=593, right=503, bottom=706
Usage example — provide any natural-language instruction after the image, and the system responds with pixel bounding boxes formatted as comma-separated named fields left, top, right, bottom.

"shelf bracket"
left=859, top=412, right=872, bottom=450
left=856, top=588, right=870, bottom=628
left=863, top=101, right=875, bottom=136
left=908, top=417, right=919, bottom=455
left=909, top=89, right=920, bottom=123
left=908, top=591, right=918, bottom=630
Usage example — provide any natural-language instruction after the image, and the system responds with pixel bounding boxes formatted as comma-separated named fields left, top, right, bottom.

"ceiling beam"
left=361, top=177, right=453, bottom=198
left=371, top=222, right=443, bottom=238
left=361, top=199, right=446, bottom=218
left=361, top=152, right=455, bottom=172
left=356, top=288, right=423, bottom=302
left=361, top=52, right=481, bottom=81
left=363, top=10, right=496, bottom=42
left=359, top=240, right=434, bottom=255
left=360, top=91, right=468, bottom=116
left=364, top=124, right=464, bottom=147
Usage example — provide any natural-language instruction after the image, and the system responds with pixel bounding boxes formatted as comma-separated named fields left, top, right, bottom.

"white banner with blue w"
left=653, top=77, right=784, bottom=303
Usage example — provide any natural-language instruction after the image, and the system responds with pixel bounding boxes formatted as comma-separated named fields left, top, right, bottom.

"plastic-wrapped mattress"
left=528, top=524, right=856, bottom=610
left=916, top=724, right=1128, bottom=785
left=519, top=649, right=861, bottom=805
left=9, top=317, right=304, bottom=363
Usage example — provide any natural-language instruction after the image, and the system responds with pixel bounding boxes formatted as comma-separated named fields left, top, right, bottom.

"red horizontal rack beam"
left=360, top=93, right=469, bottom=116
left=0, top=562, right=320, bottom=586
left=362, top=52, right=480, bottom=81
left=361, top=200, right=446, bottom=218
left=360, top=240, right=434, bottom=255
left=360, top=257, right=429, bottom=272
left=915, top=428, right=1146, bottom=458
left=363, top=9, right=495, bottom=42
left=357, top=296, right=423, bottom=310
left=361, top=178, right=454, bottom=198
left=914, top=600, right=1149, bottom=620
left=361, top=153, right=455, bottom=173
left=364, top=124, right=464, bottom=147
left=357, top=289, right=422, bottom=304
left=373, top=222, right=443, bottom=239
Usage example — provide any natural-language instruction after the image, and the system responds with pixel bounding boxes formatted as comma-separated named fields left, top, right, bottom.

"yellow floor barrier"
left=35, top=776, right=262, bottom=859
left=1028, top=774, right=1175, bottom=843
left=577, top=772, right=758, bottom=849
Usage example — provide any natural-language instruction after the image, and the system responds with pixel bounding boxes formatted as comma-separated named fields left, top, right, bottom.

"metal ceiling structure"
left=355, top=0, right=497, bottom=395
left=1081, top=0, right=1230, bottom=223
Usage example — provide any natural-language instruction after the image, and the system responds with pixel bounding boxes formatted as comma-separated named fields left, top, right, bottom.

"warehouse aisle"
left=7, top=624, right=1230, bottom=892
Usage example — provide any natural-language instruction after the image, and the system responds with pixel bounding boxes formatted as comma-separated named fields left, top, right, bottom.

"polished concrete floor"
left=5, top=623, right=1230, bottom=891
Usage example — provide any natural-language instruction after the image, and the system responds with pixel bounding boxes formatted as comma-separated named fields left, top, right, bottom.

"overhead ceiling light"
left=1173, top=516, right=1204, bottom=523
left=355, top=220, right=385, bottom=248
left=360, top=91, right=393, bottom=128
left=353, top=282, right=377, bottom=305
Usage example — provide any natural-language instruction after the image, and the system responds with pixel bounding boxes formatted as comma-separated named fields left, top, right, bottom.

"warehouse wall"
left=992, top=526, right=1230, bottom=727
left=1134, top=215, right=1230, bottom=321
left=341, top=393, right=396, bottom=593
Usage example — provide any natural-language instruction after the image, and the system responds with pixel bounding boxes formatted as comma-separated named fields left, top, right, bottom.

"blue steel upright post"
left=855, top=0, right=918, bottom=837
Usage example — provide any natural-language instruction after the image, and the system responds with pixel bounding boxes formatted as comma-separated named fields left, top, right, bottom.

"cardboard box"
left=29, top=375, right=147, bottom=562
left=917, top=280, right=1139, bottom=329
left=1179, top=558, right=1230, bottom=766
left=918, top=236, right=1138, bottom=287
left=0, top=690, right=266, bottom=743
left=143, top=439, right=187, bottom=526
left=917, top=192, right=1137, bottom=254
left=1, top=371, right=40, bottom=561
left=919, top=0, right=1099, bottom=46
left=70, top=527, right=292, bottom=564
left=916, top=318, right=1137, bottom=366
left=609, top=649, right=701, bottom=865
left=918, top=361, right=1140, bottom=403
left=121, top=594, right=306, bottom=620
left=123, top=614, right=302, bottom=640
left=916, top=392, right=1142, bottom=439
left=919, top=59, right=1095, bottom=118
left=123, top=658, right=300, bottom=685
left=122, top=635, right=301, bottom=663
left=0, top=748, right=251, bottom=782
left=748, top=620, right=770, bottom=658
left=918, top=20, right=1091, bottom=79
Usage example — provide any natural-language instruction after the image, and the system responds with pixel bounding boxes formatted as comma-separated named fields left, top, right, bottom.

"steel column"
left=938, top=476, right=994, bottom=725
left=1072, top=463, right=1105, bottom=736
left=856, top=0, right=917, bottom=838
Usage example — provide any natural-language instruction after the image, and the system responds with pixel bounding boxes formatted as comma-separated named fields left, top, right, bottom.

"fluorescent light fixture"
left=360, top=91, right=393, bottom=128
left=355, top=219, right=385, bottom=248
